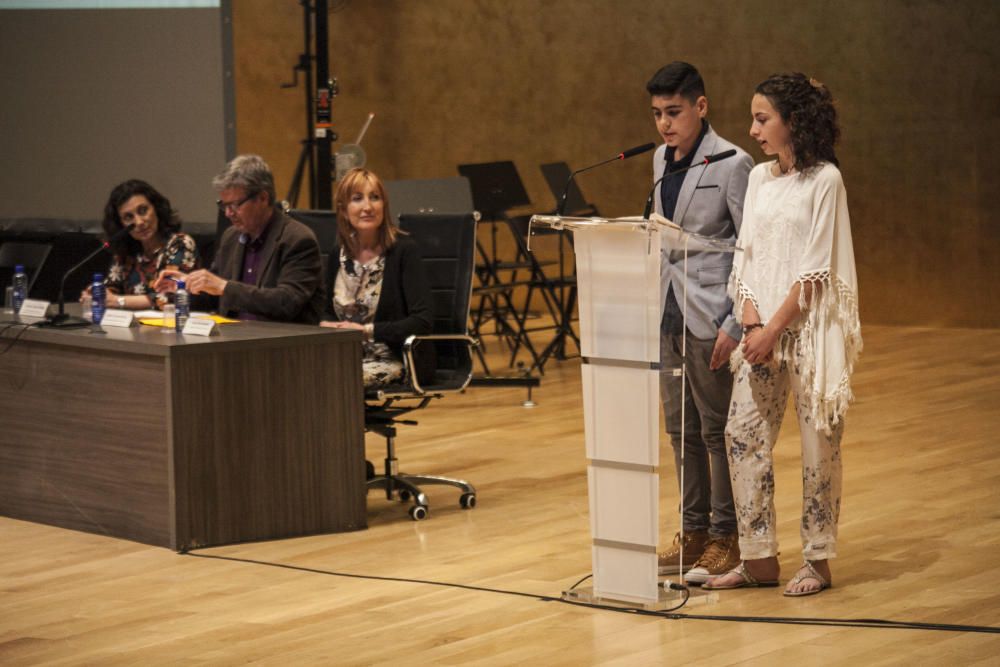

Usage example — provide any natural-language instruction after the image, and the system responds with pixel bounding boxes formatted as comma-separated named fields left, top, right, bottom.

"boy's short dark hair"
left=646, top=61, right=706, bottom=102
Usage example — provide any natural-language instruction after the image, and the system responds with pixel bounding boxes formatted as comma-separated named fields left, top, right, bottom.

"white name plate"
left=182, top=317, right=218, bottom=336
left=18, top=299, right=50, bottom=318
left=100, top=309, right=135, bottom=328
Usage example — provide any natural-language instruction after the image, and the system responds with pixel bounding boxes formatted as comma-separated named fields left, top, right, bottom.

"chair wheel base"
left=367, top=473, right=476, bottom=520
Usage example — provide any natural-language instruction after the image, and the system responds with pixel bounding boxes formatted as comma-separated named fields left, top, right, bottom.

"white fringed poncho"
left=730, top=161, right=862, bottom=433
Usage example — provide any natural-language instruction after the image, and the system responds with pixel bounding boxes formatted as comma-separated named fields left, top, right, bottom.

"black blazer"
left=323, top=235, right=435, bottom=382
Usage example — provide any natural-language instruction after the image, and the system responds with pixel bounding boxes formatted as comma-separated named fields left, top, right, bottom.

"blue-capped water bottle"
left=91, top=273, right=106, bottom=324
left=175, top=279, right=189, bottom=331
left=11, top=264, right=27, bottom=313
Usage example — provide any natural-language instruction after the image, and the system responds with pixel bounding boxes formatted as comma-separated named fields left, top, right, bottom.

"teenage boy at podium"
left=647, top=61, right=754, bottom=585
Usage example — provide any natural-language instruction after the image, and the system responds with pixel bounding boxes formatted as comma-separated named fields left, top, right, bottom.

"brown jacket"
left=212, top=209, right=325, bottom=324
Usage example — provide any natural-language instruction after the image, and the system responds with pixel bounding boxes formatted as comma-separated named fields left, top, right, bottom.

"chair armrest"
left=402, top=333, right=479, bottom=396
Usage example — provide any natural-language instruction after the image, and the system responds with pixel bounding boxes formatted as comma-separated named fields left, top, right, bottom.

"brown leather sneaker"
left=657, top=530, right=710, bottom=575
left=683, top=533, right=741, bottom=585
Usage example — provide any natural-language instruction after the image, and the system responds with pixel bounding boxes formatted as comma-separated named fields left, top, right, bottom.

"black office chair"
left=365, top=212, right=479, bottom=520
left=0, top=241, right=53, bottom=297
left=286, top=208, right=340, bottom=280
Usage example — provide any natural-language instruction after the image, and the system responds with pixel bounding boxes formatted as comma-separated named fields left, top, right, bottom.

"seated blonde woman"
left=320, top=168, right=434, bottom=388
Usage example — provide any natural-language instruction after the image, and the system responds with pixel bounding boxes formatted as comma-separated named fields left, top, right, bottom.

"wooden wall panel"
left=231, top=0, right=1000, bottom=328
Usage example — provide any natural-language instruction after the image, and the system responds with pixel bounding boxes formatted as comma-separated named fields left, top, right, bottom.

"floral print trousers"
left=362, top=341, right=404, bottom=389
left=725, top=349, right=844, bottom=561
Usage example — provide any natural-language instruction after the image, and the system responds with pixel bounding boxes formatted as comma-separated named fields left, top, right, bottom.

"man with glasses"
left=155, top=154, right=325, bottom=324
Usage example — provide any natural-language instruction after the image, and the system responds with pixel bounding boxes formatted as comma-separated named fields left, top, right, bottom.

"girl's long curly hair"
left=756, top=73, right=840, bottom=171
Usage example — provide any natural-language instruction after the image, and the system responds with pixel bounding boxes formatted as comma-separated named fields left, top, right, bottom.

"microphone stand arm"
left=643, top=159, right=710, bottom=220
left=42, top=223, right=132, bottom=328
left=53, top=242, right=110, bottom=321
left=556, top=156, right=620, bottom=216
left=643, top=150, right=737, bottom=220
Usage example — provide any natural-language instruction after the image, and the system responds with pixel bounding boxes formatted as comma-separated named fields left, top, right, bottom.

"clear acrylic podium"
left=529, top=213, right=736, bottom=609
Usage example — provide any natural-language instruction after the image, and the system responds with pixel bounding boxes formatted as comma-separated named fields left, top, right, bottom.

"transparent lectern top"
left=529, top=213, right=737, bottom=254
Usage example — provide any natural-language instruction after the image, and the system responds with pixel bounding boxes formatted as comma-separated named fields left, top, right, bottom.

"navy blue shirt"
left=660, top=120, right=708, bottom=336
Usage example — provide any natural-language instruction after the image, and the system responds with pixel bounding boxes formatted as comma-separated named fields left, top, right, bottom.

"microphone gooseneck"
left=45, top=223, right=136, bottom=327
left=642, top=149, right=738, bottom=220
left=556, top=142, right=656, bottom=216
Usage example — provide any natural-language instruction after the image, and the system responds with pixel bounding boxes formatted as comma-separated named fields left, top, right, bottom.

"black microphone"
left=556, top=142, right=656, bottom=215
left=41, top=223, right=136, bottom=328
left=642, top=149, right=737, bottom=220
left=619, top=143, right=657, bottom=160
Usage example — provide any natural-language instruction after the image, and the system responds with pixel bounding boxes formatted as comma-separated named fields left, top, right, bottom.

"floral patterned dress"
left=105, top=232, right=199, bottom=309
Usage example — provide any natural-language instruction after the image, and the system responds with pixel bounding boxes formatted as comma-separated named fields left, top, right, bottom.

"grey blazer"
left=653, top=125, right=754, bottom=340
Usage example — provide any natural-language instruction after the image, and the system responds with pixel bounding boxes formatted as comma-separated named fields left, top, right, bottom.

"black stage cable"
left=181, top=551, right=1000, bottom=634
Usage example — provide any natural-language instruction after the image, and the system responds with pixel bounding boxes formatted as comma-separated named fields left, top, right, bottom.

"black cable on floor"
left=183, top=551, right=558, bottom=602
left=180, top=551, right=999, bottom=633
left=0, top=322, right=37, bottom=355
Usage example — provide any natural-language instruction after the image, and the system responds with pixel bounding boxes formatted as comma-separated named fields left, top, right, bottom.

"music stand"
left=457, top=161, right=542, bottom=373
left=536, top=161, right=594, bottom=365
left=457, top=161, right=530, bottom=218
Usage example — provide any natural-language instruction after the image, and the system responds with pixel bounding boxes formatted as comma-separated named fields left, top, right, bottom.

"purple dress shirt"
left=238, top=217, right=273, bottom=320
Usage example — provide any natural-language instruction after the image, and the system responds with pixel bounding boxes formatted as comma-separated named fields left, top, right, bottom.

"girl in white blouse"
left=703, top=73, right=861, bottom=597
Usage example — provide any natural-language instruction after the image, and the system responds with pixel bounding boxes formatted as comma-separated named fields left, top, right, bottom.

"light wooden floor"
left=2, top=324, right=1000, bottom=665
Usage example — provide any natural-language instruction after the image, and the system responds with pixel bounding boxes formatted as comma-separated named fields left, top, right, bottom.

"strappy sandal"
left=702, top=561, right=779, bottom=590
left=783, top=561, right=831, bottom=597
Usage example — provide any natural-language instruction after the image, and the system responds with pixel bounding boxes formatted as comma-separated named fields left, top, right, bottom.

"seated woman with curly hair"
left=82, top=179, right=199, bottom=310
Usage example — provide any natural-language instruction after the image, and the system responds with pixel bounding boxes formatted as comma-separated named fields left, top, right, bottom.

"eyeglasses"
left=216, top=191, right=257, bottom=214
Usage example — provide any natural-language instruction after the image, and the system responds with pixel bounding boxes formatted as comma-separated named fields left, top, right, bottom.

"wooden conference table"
left=0, top=312, right=366, bottom=550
